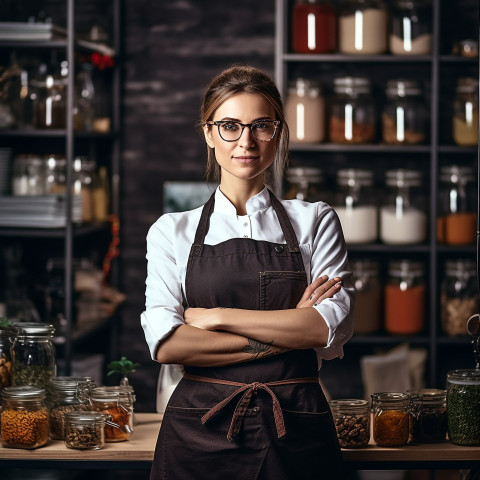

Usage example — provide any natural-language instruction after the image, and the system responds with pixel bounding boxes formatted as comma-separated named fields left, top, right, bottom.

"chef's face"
left=204, top=93, right=278, bottom=186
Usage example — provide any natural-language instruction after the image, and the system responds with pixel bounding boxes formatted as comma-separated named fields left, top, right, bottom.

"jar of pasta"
left=452, top=77, right=478, bottom=146
left=329, top=399, right=370, bottom=448
left=64, top=411, right=110, bottom=450
left=409, top=389, right=447, bottom=444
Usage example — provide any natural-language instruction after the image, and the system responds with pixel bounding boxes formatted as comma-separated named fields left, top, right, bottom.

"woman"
left=141, top=65, right=354, bottom=480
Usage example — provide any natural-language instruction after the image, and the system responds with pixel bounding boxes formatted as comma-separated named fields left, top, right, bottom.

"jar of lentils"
left=329, top=399, right=370, bottom=448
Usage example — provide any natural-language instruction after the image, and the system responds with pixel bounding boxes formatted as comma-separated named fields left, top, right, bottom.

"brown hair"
left=199, top=65, right=289, bottom=185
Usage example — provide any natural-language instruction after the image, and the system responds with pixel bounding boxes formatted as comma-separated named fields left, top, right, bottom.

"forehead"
left=214, top=93, right=275, bottom=120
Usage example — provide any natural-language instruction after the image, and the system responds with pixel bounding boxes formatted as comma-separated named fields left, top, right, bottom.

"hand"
left=184, top=307, right=219, bottom=330
left=296, top=275, right=342, bottom=309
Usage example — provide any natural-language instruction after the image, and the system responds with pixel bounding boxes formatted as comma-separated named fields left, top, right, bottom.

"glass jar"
left=389, top=0, right=432, bottom=55
left=285, top=167, right=324, bottom=202
left=0, top=327, right=14, bottom=388
left=329, top=399, right=370, bottom=448
left=452, top=77, right=478, bottom=146
left=11, top=154, right=46, bottom=195
left=410, top=389, right=447, bottom=444
left=333, top=169, right=378, bottom=244
left=292, top=0, right=336, bottom=54
left=32, top=73, right=67, bottom=129
left=44, top=155, right=67, bottom=194
left=447, top=369, right=480, bottom=446
left=382, top=79, right=427, bottom=145
left=285, top=78, right=325, bottom=143
left=380, top=169, right=427, bottom=245
left=73, top=157, right=96, bottom=223
left=91, top=385, right=135, bottom=442
left=338, top=0, right=387, bottom=54
left=0, top=385, right=49, bottom=449
left=329, top=77, right=376, bottom=144
left=441, top=259, right=478, bottom=337
left=351, top=259, right=381, bottom=334
left=11, top=322, right=56, bottom=391
left=64, top=411, right=109, bottom=450
left=49, top=376, right=95, bottom=440
left=384, top=260, right=425, bottom=335
left=437, top=165, right=477, bottom=245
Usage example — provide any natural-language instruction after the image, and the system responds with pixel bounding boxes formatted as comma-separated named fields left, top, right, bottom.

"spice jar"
left=441, top=259, right=478, bottom=337
left=380, top=169, right=427, bottom=245
left=329, top=77, right=376, bottom=144
left=333, top=169, right=378, bottom=244
left=11, top=322, right=56, bottom=390
left=64, top=411, right=110, bottom=450
left=0, top=385, right=49, bottom=449
left=384, top=260, right=425, bottom=335
left=409, top=389, right=447, bottom=443
left=452, top=77, right=478, bottom=146
left=382, top=79, right=427, bottom=145
left=44, top=155, right=67, bottom=194
left=292, top=0, right=336, bottom=54
left=73, top=157, right=96, bottom=223
left=437, top=165, right=477, bottom=245
left=389, top=0, right=432, bottom=55
left=32, top=72, right=67, bottom=129
left=91, top=385, right=135, bottom=442
left=0, top=327, right=14, bottom=388
left=285, top=167, right=324, bottom=202
left=338, top=0, right=387, bottom=54
left=11, top=155, right=46, bottom=196
left=285, top=78, right=326, bottom=143
left=447, top=369, right=480, bottom=446
left=351, top=259, right=381, bottom=334
left=329, top=399, right=370, bottom=448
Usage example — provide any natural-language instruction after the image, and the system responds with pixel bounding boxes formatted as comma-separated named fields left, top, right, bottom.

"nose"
left=238, top=125, right=256, bottom=147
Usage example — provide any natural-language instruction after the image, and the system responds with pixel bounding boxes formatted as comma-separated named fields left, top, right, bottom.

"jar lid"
left=456, top=77, right=478, bottom=93
left=337, top=168, right=374, bottom=186
left=288, top=78, right=322, bottom=96
left=351, top=259, right=380, bottom=288
left=1, top=385, right=46, bottom=400
left=333, top=77, right=371, bottom=95
left=447, top=369, right=480, bottom=385
left=371, top=392, right=411, bottom=403
left=46, top=155, right=67, bottom=170
left=386, top=79, right=422, bottom=97
left=50, top=376, right=94, bottom=392
left=408, top=388, right=446, bottom=403
left=385, top=169, right=422, bottom=187
left=439, top=165, right=475, bottom=183
left=91, top=385, right=136, bottom=403
left=14, top=154, right=44, bottom=167
left=64, top=411, right=110, bottom=425
left=12, top=322, right=55, bottom=337
left=329, top=398, right=370, bottom=413
left=445, top=258, right=477, bottom=276
left=388, top=259, right=424, bottom=277
left=287, top=167, right=323, bottom=183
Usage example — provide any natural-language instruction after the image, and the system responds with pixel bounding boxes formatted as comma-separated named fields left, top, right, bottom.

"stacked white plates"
left=0, top=148, right=12, bottom=195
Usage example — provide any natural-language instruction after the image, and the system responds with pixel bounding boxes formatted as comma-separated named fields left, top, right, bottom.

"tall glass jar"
left=292, top=0, right=336, bottom=54
left=338, top=0, right=387, bottom=54
left=11, top=154, right=46, bottom=195
left=0, top=385, right=49, bottom=449
left=441, top=259, right=478, bottom=337
left=329, top=399, right=370, bottom=448
left=0, top=327, right=14, bottom=388
left=11, top=322, right=56, bottom=390
left=329, top=77, right=376, bottom=144
left=32, top=73, right=67, bottom=129
left=409, top=389, right=447, bottom=443
left=452, top=77, right=478, bottom=146
left=333, top=169, right=378, bottom=244
left=73, top=157, right=96, bottom=223
left=382, top=79, right=427, bottom=145
left=437, top=165, right=477, bottom=245
left=380, top=169, right=427, bottom=245
left=285, top=167, right=324, bottom=202
left=384, top=260, right=425, bottom=335
left=447, top=369, right=480, bottom=446
left=389, top=0, right=432, bottom=55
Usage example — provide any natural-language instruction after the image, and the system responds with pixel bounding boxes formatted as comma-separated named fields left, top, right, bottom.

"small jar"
left=380, top=169, right=427, bottom=245
left=333, top=169, right=378, bottom=244
left=91, top=385, right=135, bottom=442
left=32, top=73, right=67, bottom=129
left=382, top=80, right=427, bottom=145
left=338, top=0, right=387, bottom=54
left=285, top=167, right=324, bottom=202
left=73, top=157, right=97, bottom=223
left=437, top=165, right=477, bottom=245
left=452, top=77, right=478, bottom=146
left=64, top=411, right=109, bottom=450
left=292, top=0, right=336, bottom=54
left=384, top=260, right=425, bottom=335
left=410, top=389, right=447, bottom=444
left=447, top=369, right=480, bottom=446
left=44, top=155, right=67, bottom=194
left=0, top=327, right=14, bottom=388
left=441, top=259, right=478, bottom=337
left=11, top=155, right=46, bottom=195
left=351, top=259, right=381, bottom=334
left=11, top=322, right=56, bottom=391
left=0, top=385, right=49, bottom=449
left=389, top=0, right=432, bottom=55
left=329, top=77, right=376, bottom=144
left=329, top=399, right=370, bottom=448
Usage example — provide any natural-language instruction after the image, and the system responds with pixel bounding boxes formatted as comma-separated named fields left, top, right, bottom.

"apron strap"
left=191, top=190, right=216, bottom=256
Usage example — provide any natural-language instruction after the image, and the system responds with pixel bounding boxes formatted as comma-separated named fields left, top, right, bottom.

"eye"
left=220, top=122, right=240, bottom=132
left=252, top=121, right=272, bottom=131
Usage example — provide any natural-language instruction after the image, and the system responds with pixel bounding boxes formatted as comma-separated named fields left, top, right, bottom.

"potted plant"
left=107, top=356, right=141, bottom=386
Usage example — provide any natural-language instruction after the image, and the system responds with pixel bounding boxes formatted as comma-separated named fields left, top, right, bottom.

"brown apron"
left=150, top=189, right=344, bottom=480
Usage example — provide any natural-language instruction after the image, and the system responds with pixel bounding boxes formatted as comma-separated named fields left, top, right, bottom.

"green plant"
left=107, top=356, right=141, bottom=386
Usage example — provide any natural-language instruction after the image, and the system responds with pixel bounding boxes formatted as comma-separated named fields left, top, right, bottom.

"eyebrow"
left=217, top=116, right=274, bottom=122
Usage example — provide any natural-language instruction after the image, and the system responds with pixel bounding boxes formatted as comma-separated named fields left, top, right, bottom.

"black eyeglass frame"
left=205, top=120, right=281, bottom=142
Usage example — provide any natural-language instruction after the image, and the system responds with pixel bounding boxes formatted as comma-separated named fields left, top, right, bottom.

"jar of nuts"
left=64, top=411, right=110, bottom=450
left=329, top=399, right=370, bottom=448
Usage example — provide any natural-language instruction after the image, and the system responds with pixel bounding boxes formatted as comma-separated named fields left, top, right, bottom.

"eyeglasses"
left=206, top=120, right=281, bottom=142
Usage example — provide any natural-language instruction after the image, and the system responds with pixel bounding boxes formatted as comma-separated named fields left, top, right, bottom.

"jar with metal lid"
left=285, top=78, right=325, bottom=143
left=285, top=167, right=324, bottom=202
left=64, top=411, right=110, bottom=450
left=11, top=322, right=56, bottom=390
left=380, top=169, right=427, bottom=245
left=437, top=165, right=477, bottom=245
left=389, top=0, right=432, bottom=55
left=32, top=73, right=67, bottom=129
left=441, top=259, right=478, bottom=337
left=73, top=157, right=97, bottom=223
left=447, top=369, right=480, bottom=446
left=0, top=326, right=14, bottom=388
left=333, top=169, right=378, bottom=244
left=292, top=0, right=336, bottom=54
left=329, top=77, right=376, bottom=144
left=49, top=376, right=95, bottom=440
left=44, top=155, right=67, bottom=194
left=0, top=385, right=49, bottom=449
left=409, top=389, right=447, bottom=443
left=384, top=260, right=425, bottom=335
left=452, top=77, right=478, bottom=146
left=338, top=0, right=387, bottom=54
left=329, top=399, right=370, bottom=448
left=382, top=79, right=427, bottom=145
left=11, top=154, right=46, bottom=195
left=91, top=385, right=135, bottom=442
left=351, top=258, right=381, bottom=334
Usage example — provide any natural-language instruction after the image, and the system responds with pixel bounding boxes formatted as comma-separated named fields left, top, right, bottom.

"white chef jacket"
left=141, top=186, right=354, bottom=369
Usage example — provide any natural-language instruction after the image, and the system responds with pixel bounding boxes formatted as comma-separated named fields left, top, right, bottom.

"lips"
left=233, top=156, right=259, bottom=164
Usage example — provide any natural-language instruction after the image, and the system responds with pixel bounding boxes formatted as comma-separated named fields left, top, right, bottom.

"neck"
left=219, top=177, right=265, bottom=215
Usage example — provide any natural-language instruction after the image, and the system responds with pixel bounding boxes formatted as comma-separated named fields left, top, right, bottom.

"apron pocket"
left=259, top=271, right=307, bottom=309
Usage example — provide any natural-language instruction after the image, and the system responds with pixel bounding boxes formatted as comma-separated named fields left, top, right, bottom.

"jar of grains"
left=285, top=167, right=324, bottom=202
left=452, top=77, right=478, bottom=146
left=0, top=385, right=49, bottom=449
left=91, top=385, right=135, bottom=442
left=447, top=369, right=480, bottom=446
left=409, top=389, right=447, bottom=444
left=64, top=411, right=110, bottom=450
left=0, top=326, right=14, bottom=388
left=329, top=399, right=370, bottom=448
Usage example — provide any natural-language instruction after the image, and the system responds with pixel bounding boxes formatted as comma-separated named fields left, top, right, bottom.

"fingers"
left=297, top=276, right=342, bottom=308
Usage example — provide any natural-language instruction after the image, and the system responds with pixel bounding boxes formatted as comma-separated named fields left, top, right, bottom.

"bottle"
left=329, top=399, right=370, bottom=448
left=452, top=77, right=478, bottom=146
left=64, top=411, right=110, bottom=450
left=285, top=167, right=324, bottom=202
left=73, top=156, right=96, bottom=223
left=92, top=166, right=110, bottom=222
left=409, top=389, right=447, bottom=443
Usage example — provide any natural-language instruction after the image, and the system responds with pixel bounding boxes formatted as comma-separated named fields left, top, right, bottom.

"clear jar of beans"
left=329, top=399, right=370, bottom=448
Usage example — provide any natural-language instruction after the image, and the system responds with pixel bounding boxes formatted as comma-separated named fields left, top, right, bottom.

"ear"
left=203, top=125, right=215, bottom=148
